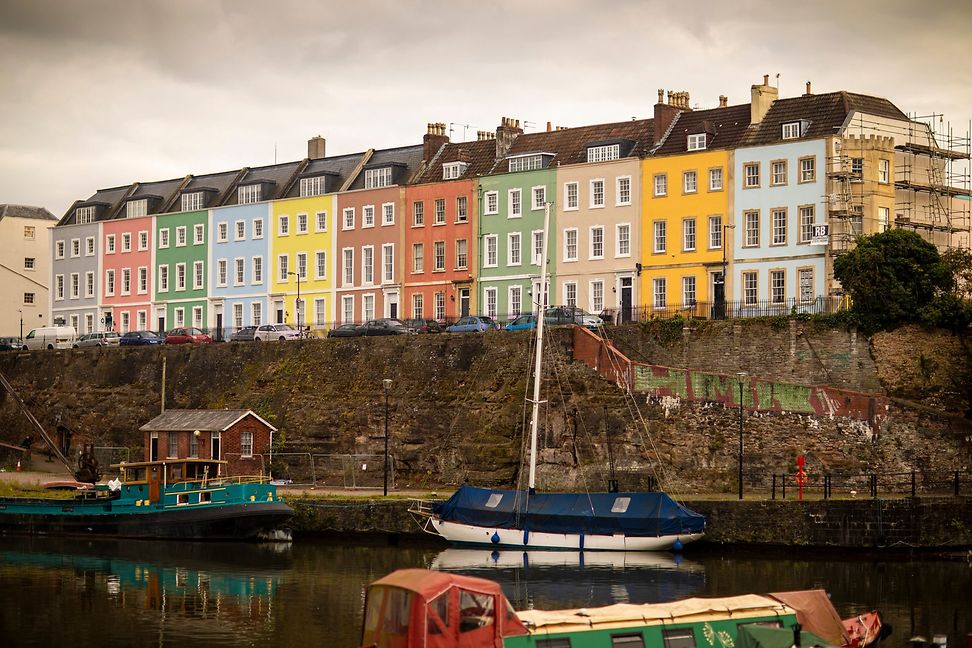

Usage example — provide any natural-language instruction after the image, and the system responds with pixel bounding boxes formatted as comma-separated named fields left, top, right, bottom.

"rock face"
left=0, top=323, right=969, bottom=495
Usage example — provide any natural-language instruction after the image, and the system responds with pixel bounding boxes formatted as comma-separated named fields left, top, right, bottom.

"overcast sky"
left=2, top=0, right=971, bottom=218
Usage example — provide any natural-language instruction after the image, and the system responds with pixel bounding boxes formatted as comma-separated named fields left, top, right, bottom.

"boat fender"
left=579, top=532, right=585, bottom=551
left=522, top=529, right=529, bottom=546
left=490, top=532, right=500, bottom=544
left=673, top=538, right=684, bottom=552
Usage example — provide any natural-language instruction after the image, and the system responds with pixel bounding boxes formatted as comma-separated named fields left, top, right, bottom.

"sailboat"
left=410, top=204, right=705, bottom=551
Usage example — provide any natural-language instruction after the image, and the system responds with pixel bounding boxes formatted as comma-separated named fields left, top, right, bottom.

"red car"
left=164, top=327, right=213, bottom=345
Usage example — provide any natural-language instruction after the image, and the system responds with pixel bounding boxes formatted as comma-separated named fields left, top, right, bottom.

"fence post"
left=772, top=474, right=776, bottom=500
left=955, top=470, right=960, bottom=496
left=911, top=470, right=916, bottom=498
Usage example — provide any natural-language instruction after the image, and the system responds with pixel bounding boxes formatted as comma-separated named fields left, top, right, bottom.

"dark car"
left=164, top=327, right=213, bottom=345
left=404, top=319, right=442, bottom=334
left=327, top=323, right=362, bottom=338
left=0, top=336, right=21, bottom=351
left=358, top=319, right=408, bottom=336
left=119, top=331, right=165, bottom=346
left=230, top=326, right=257, bottom=342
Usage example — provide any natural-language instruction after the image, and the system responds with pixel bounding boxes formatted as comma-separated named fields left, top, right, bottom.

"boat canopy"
left=770, top=590, right=852, bottom=646
left=432, top=486, right=705, bottom=537
left=737, top=624, right=837, bottom=648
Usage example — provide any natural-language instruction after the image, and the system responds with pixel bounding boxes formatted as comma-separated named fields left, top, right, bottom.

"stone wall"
left=0, top=322, right=969, bottom=495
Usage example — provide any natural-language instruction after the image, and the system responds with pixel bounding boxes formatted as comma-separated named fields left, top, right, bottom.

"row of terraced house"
left=50, top=76, right=971, bottom=337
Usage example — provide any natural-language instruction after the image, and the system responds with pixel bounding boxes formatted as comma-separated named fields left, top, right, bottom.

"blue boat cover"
left=432, top=486, right=705, bottom=537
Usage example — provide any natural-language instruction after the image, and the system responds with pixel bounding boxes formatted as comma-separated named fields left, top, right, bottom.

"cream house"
left=0, top=204, right=58, bottom=338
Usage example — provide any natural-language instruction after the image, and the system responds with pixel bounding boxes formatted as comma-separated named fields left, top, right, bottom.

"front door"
left=458, top=288, right=470, bottom=317
left=712, top=271, right=726, bottom=319
left=211, top=432, right=221, bottom=462
left=620, top=277, right=633, bottom=322
left=157, top=316, right=165, bottom=335
left=215, top=312, right=223, bottom=341
left=150, top=433, right=159, bottom=462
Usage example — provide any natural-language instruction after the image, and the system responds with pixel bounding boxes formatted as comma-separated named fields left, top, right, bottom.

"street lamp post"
left=736, top=371, right=747, bottom=500
left=720, top=223, right=735, bottom=318
left=287, top=271, right=303, bottom=334
left=18, top=310, right=23, bottom=345
left=383, top=378, right=392, bottom=496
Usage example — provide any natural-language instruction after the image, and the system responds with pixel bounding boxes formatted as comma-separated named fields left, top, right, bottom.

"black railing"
left=762, top=469, right=971, bottom=500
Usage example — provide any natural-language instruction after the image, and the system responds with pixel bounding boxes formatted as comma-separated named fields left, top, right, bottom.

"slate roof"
left=224, top=160, right=304, bottom=205
left=182, top=169, right=242, bottom=196
left=139, top=409, right=277, bottom=432
left=346, top=144, right=425, bottom=191
left=412, top=138, right=498, bottom=184
left=0, top=204, right=57, bottom=221
left=283, top=151, right=367, bottom=198
left=738, top=91, right=908, bottom=148
left=653, top=104, right=752, bottom=156
left=493, top=119, right=654, bottom=174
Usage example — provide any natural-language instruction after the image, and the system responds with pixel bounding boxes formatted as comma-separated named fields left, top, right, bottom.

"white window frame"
left=484, top=191, right=499, bottom=215
left=590, top=179, right=605, bottom=208
left=744, top=162, right=760, bottom=188
left=278, top=254, right=290, bottom=283
left=531, top=230, right=544, bottom=266
left=297, top=212, right=308, bottom=234
left=343, top=248, right=354, bottom=286
left=484, top=235, right=498, bottom=268
left=564, top=182, right=579, bottom=210
left=193, top=261, right=204, bottom=290
left=238, top=184, right=261, bottom=204
left=709, top=167, right=723, bottom=191
left=193, top=224, right=204, bottom=245
left=616, top=223, right=631, bottom=258
left=508, top=189, right=522, bottom=218
left=85, top=236, right=95, bottom=256
left=85, top=271, right=94, bottom=298
left=531, top=186, right=546, bottom=210
left=382, top=244, right=394, bottom=283
left=771, top=208, right=787, bottom=245
left=709, top=215, right=723, bottom=250
left=253, top=219, right=264, bottom=239
left=364, top=167, right=392, bottom=189
left=683, top=171, right=697, bottom=194
left=687, top=133, right=707, bottom=151
left=484, top=287, right=498, bottom=319
left=653, top=221, right=666, bottom=254
left=563, top=281, right=577, bottom=307
left=508, top=232, right=521, bottom=266
left=782, top=122, right=801, bottom=139
left=653, top=277, right=667, bottom=309
left=253, top=256, right=263, bottom=284
left=55, top=240, right=65, bottom=259
left=683, top=218, right=696, bottom=252
left=235, top=257, right=245, bottom=286
left=590, top=280, right=604, bottom=314
left=563, top=228, right=578, bottom=262
left=682, top=275, right=697, bottom=306
left=412, top=243, right=424, bottom=274
left=587, top=144, right=620, bottom=162
left=433, top=241, right=446, bottom=272
left=616, top=176, right=631, bottom=206
left=316, top=211, right=328, bottom=232
left=433, top=199, right=445, bottom=225
left=137, top=266, right=147, bottom=294
left=175, top=263, right=185, bottom=291
left=589, top=225, right=604, bottom=260
left=181, top=192, right=204, bottom=211
left=744, top=211, right=760, bottom=247
left=653, top=173, right=667, bottom=197
left=362, top=205, right=375, bottom=228
left=276, top=216, right=288, bottom=237
left=361, top=246, right=374, bottom=285
left=216, top=260, right=227, bottom=288
left=343, top=207, right=355, bottom=230
left=456, top=196, right=468, bottom=223
left=217, top=222, right=228, bottom=242
left=315, top=250, right=327, bottom=280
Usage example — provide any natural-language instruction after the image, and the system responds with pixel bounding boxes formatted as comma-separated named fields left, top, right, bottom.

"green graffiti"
left=634, top=366, right=687, bottom=397
left=690, top=372, right=736, bottom=401
left=755, top=381, right=814, bottom=412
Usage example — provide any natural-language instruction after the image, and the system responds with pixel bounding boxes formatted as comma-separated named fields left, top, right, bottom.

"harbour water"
left=0, top=535, right=968, bottom=647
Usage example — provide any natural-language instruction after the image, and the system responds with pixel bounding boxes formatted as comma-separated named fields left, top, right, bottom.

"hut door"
left=148, top=465, right=161, bottom=503
left=150, top=432, right=159, bottom=461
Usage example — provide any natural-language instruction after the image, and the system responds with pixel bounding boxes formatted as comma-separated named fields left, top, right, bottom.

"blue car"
left=446, top=316, right=498, bottom=333
left=119, top=331, right=165, bottom=346
left=504, top=314, right=537, bottom=331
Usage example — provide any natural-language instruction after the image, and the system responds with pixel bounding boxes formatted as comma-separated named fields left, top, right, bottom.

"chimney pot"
left=546, top=121, right=552, bottom=132
left=658, top=88, right=665, bottom=103
left=719, top=95, right=728, bottom=108
left=805, top=81, right=812, bottom=96
left=763, top=74, right=769, bottom=86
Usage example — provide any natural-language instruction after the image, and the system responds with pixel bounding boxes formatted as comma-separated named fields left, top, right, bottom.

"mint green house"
left=154, top=210, right=209, bottom=333
left=477, top=166, right=556, bottom=322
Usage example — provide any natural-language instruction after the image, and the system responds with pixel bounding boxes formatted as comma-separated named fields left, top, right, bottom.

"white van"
left=23, top=326, right=77, bottom=350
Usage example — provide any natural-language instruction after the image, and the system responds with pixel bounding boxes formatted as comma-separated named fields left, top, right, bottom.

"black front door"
left=620, top=278, right=633, bottom=322
left=157, top=316, right=165, bottom=335
left=215, top=313, right=223, bottom=341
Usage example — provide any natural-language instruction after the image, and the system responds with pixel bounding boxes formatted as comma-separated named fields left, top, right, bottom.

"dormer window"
left=443, top=161, right=467, bottom=181
left=508, top=154, right=548, bottom=173
left=364, top=167, right=393, bottom=189
left=687, top=134, right=707, bottom=151
left=782, top=122, right=801, bottom=139
left=75, top=206, right=95, bottom=224
left=126, top=199, right=147, bottom=218
left=586, top=144, right=620, bottom=163
left=300, top=176, right=327, bottom=197
left=181, top=192, right=204, bottom=211
left=238, top=184, right=261, bottom=204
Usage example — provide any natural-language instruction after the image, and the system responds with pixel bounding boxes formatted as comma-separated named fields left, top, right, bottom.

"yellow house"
left=270, top=194, right=335, bottom=331
left=640, top=100, right=748, bottom=316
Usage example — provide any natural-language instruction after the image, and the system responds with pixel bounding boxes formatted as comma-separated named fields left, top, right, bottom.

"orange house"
left=404, top=136, right=496, bottom=322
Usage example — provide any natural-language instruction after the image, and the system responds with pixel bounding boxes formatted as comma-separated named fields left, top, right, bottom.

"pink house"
left=101, top=213, right=154, bottom=332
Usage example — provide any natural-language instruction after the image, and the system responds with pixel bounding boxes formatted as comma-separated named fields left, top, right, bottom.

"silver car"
left=73, top=332, right=121, bottom=348
left=253, top=324, right=303, bottom=341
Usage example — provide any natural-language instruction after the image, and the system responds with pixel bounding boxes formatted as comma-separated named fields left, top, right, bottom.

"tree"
left=833, top=229, right=956, bottom=332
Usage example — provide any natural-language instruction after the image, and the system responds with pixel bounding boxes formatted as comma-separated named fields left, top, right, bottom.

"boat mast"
left=527, top=202, right=550, bottom=492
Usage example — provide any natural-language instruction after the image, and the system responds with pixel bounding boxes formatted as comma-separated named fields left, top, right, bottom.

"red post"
left=796, top=455, right=807, bottom=501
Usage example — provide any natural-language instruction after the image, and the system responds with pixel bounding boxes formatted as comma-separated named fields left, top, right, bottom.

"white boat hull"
left=430, top=518, right=703, bottom=551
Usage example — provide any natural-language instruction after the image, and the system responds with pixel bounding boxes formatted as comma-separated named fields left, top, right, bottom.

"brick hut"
left=139, top=409, right=276, bottom=476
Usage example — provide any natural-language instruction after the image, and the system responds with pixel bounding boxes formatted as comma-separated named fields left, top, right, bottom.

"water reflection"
left=429, top=548, right=705, bottom=610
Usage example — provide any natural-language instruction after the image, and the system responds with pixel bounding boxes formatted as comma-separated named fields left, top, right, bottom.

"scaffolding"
left=826, top=148, right=867, bottom=256
left=895, top=114, right=971, bottom=250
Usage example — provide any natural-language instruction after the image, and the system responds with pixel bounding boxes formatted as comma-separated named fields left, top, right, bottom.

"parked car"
left=504, top=314, right=537, bottom=331
left=253, top=324, right=302, bottom=341
left=119, top=331, right=165, bottom=346
left=327, top=323, right=362, bottom=338
left=358, top=319, right=408, bottom=336
left=404, top=318, right=442, bottom=334
left=22, top=325, right=77, bottom=350
left=73, top=332, right=121, bottom=348
left=446, top=316, right=497, bottom=333
left=544, top=306, right=603, bottom=330
left=164, top=327, right=213, bottom=345
left=230, top=326, right=257, bottom=342
left=0, top=336, right=21, bottom=351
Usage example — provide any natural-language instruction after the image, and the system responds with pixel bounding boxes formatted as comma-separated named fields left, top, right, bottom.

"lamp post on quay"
left=736, top=371, right=747, bottom=500
left=383, top=378, right=392, bottom=496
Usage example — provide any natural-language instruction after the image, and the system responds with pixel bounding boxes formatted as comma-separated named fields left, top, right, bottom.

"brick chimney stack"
left=750, top=74, right=779, bottom=125
left=653, top=88, right=688, bottom=146
left=308, top=136, right=326, bottom=160
left=423, top=122, right=449, bottom=163
left=495, top=117, right=523, bottom=160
